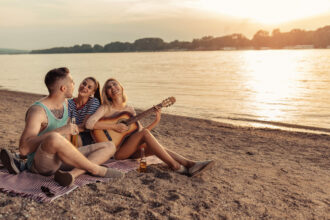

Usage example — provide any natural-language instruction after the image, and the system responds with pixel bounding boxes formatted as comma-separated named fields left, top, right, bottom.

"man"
left=1, top=67, right=122, bottom=186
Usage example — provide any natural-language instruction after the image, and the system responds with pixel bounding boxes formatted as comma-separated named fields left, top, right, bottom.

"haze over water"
left=0, top=50, right=329, bottom=133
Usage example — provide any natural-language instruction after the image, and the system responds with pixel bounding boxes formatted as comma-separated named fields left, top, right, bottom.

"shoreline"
left=1, top=47, right=330, bottom=55
left=0, top=89, right=329, bottom=219
left=1, top=88, right=329, bottom=137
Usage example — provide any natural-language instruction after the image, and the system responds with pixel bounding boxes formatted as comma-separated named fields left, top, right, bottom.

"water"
left=0, top=50, right=330, bottom=134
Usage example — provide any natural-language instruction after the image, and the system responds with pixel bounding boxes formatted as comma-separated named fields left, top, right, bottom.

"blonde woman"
left=86, top=78, right=213, bottom=177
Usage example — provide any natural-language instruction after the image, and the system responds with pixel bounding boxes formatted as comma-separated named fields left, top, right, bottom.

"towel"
left=0, top=156, right=162, bottom=202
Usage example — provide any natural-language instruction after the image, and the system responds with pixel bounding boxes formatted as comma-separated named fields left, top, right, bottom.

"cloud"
left=0, top=0, right=329, bottom=49
left=0, top=0, right=193, bottom=27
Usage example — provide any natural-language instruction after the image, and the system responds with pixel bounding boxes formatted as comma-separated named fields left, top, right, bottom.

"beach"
left=0, top=89, right=329, bottom=219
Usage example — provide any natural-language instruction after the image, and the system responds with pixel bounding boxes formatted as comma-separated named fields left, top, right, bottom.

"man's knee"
left=42, top=132, right=63, bottom=151
left=104, top=142, right=116, bottom=155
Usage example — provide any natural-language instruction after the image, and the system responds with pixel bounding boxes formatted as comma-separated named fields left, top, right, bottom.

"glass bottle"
left=139, top=147, right=147, bottom=173
left=70, top=117, right=79, bottom=147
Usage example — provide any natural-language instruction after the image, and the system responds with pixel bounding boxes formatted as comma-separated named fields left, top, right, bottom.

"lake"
left=0, top=50, right=330, bottom=134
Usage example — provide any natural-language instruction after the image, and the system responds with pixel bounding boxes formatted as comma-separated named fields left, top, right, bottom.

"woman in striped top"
left=68, top=77, right=102, bottom=146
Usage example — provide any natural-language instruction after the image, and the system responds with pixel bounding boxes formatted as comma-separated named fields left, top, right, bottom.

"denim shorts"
left=80, top=131, right=95, bottom=146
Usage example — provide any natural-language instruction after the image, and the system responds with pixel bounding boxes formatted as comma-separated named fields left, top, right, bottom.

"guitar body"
left=92, top=111, right=140, bottom=147
left=92, top=97, right=175, bottom=147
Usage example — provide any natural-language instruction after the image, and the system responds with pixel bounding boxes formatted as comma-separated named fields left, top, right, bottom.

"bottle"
left=139, top=147, right=147, bottom=173
left=70, top=117, right=79, bottom=147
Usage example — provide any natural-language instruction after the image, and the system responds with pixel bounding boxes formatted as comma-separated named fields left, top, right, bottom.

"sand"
left=0, top=89, right=329, bottom=219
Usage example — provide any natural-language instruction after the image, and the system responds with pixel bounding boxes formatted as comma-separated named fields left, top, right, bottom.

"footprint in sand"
left=104, top=206, right=126, bottom=214
left=154, top=171, right=172, bottom=180
left=149, top=201, right=163, bottom=208
left=129, top=210, right=139, bottom=218
left=141, top=177, right=156, bottom=185
left=166, top=193, right=180, bottom=201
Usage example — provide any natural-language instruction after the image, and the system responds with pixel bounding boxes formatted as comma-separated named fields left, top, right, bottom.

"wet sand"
left=0, top=89, right=329, bottom=219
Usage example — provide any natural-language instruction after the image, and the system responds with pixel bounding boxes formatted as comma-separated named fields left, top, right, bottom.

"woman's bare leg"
left=165, top=149, right=195, bottom=168
left=69, top=142, right=116, bottom=178
left=130, top=144, right=196, bottom=168
left=41, top=133, right=110, bottom=176
left=115, top=129, right=181, bottom=170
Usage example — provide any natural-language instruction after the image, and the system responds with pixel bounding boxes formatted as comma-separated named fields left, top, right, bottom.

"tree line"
left=31, top=25, right=330, bottom=54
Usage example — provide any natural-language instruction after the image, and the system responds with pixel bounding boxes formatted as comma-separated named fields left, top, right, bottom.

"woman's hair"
left=85, top=77, right=102, bottom=104
left=101, top=78, right=127, bottom=107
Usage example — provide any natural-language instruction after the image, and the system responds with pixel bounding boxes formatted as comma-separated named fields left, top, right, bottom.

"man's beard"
left=65, top=90, right=73, bottom=98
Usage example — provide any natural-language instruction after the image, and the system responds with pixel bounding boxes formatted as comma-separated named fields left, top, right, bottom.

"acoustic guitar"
left=92, top=97, right=176, bottom=147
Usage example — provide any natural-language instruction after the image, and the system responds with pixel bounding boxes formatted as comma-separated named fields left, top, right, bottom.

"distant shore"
left=1, top=47, right=329, bottom=56
left=3, top=47, right=330, bottom=55
left=0, top=89, right=329, bottom=219
left=2, top=25, right=330, bottom=55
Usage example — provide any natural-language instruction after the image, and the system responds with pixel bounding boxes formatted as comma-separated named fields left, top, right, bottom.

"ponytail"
left=94, top=81, right=102, bottom=104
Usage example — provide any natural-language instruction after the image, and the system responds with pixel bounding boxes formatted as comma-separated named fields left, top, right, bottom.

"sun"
left=197, top=0, right=330, bottom=25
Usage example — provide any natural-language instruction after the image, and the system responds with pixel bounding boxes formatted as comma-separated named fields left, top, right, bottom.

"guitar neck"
left=126, top=103, right=162, bottom=125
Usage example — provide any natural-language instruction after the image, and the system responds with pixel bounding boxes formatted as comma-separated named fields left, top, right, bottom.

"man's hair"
left=44, top=67, right=70, bottom=93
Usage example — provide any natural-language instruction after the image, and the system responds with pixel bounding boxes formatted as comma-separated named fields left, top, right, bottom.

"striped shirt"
left=68, top=97, right=100, bottom=124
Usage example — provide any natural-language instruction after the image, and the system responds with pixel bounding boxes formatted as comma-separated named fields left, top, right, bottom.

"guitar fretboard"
left=125, top=103, right=162, bottom=125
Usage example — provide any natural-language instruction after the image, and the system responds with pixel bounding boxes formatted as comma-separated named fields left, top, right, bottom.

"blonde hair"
left=102, top=78, right=127, bottom=107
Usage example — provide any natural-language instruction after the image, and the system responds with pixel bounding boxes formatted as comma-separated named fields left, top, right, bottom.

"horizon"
left=3, top=24, right=330, bottom=52
left=0, top=0, right=329, bottom=50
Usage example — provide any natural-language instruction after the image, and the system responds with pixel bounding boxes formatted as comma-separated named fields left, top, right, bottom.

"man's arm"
left=19, top=106, right=49, bottom=156
left=19, top=106, right=77, bottom=156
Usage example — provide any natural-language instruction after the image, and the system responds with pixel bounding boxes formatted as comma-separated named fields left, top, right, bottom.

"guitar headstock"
left=160, top=96, right=176, bottom=108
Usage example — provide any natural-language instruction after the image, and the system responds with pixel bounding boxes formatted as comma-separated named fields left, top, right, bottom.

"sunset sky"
left=1, top=0, right=329, bottom=50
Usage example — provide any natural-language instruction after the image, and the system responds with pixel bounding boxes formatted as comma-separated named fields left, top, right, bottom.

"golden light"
left=242, top=50, right=303, bottom=122
left=197, top=0, right=330, bottom=24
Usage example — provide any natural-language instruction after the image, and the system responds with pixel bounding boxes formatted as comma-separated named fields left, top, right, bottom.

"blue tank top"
left=26, top=101, right=68, bottom=169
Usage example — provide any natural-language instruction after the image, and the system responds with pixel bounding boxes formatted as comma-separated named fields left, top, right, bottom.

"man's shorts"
left=29, top=144, right=103, bottom=176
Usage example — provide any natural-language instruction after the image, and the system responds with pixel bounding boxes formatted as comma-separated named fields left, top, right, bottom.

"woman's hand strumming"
left=113, top=123, right=129, bottom=133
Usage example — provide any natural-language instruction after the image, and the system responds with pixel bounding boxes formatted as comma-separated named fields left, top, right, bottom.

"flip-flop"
left=54, top=170, right=75, bottom=187
left=188, top=160, right=215, bottom=177
left=0, top=148, right=20, bottom=174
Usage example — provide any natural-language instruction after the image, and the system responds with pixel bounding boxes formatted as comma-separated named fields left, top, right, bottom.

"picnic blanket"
left=0, top=156, right=162, bottom=202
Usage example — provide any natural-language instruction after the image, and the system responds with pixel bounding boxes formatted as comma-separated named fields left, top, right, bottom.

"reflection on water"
left=243, top=51, right=302, bottom=122
left=0, top=50, right=330, bottom=133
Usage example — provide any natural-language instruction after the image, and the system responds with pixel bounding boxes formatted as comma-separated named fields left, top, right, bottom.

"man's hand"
left=68, top=123, right=79, bottom=135
left=60, top=120, right=79, bottom=135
